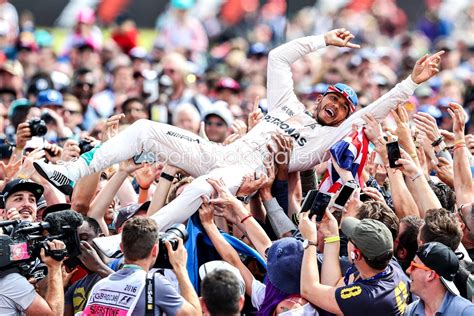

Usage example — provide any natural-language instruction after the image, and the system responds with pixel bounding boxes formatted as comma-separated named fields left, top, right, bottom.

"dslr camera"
left=28, top=118, right=47, bottom=137
left=78, top=139, right=94, bottom=154
left=154, top=224, right=188, bottom=269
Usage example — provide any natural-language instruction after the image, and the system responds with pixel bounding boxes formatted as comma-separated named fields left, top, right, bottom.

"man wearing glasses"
left=405, top=242, right=474, bottom=314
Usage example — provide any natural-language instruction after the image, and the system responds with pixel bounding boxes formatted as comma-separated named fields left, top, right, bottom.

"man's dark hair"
left=363, top=251, right=393, bottom=270
left=201, top=270, right=241, bottom=316
left=428, top=180, right=456, bottom=212
left=420, top=208, right=462, bottom=251
left=122, top=217, right=158, bottom=261
left=397, top=216, right=424, bottom=264
left=356, top=201, right=399, bottom=241
left=122, top=97, right=144, bottom=113
left=81, top=215, right=102, bottom=236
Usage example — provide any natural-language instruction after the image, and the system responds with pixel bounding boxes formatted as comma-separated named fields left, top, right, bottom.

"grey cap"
left=341, top=217, right=393, bottom=260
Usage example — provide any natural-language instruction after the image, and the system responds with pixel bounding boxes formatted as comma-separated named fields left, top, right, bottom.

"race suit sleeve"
left=267, top=35, right=326, bottom=112
left=323, top=76, right=418, bottom=151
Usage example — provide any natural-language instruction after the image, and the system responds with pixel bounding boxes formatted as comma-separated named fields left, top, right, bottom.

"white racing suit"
left=82, top=35, right=418, bottom=230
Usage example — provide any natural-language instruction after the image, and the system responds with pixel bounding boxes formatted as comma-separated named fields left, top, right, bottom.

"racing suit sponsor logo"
left=263, top=114, right=307, bottom=146
left=166, top=131, right=200, bottom=143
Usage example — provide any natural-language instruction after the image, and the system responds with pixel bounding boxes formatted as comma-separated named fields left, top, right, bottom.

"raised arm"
left=449, top=103, right=473, bottom=205
left=199, top=197, right=256, bottom=296
left=267, top=29, right=359, bottom=112
left=336, top=51, right=444, bottom=140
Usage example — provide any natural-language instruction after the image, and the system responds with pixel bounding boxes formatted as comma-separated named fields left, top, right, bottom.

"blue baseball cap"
left=36, top=89, right=63, bottom=107
left=325, top=83, right=358, bottom=113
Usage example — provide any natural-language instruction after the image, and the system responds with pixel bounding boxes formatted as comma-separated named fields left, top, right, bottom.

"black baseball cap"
left=41, top=203, right=72, bottom=219
left=2, top=178, right=44, bottom=204
left=416, top=242, right=460, bottom=295
left=115, top=201, right=150, bottom=229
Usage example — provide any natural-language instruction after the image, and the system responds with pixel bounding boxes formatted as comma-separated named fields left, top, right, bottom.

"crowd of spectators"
left=0, top=0, right=474, bottom=315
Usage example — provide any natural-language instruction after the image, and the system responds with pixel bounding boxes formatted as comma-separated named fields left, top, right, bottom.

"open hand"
left=411, top=51, right=444, bottom=84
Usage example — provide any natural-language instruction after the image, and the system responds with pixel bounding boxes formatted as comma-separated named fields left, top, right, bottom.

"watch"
left=303, top=239, right=318, bottom=249
left=236, top=195, right=251, bottom=204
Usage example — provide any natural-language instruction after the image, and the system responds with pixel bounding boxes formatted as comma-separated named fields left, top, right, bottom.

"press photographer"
left=83, top=217, right=201, bottom=315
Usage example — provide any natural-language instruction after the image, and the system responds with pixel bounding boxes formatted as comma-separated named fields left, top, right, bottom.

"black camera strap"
left=145, top=270, right=155, bottom=316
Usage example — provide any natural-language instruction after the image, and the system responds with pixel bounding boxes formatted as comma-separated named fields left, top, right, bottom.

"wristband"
left=431, top=136, right=444, bottom=147
left=240, top=214, right=253, bottom=224
left=324, top=236, right=340, bottom=244
left=160, top=172, right=175, bottom=182
left=139, top=185, right=150, bottom=190
left=411, top=172, right=423, bottom=182
left=453, top=144, right=466, bottom=152
left=455, top=139, right=466, bottom=145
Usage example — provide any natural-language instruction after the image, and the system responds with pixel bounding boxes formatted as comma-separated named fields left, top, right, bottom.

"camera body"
left=154, top=224, right=188, bottom=269
left=28, top=119, right=47, bottom=137
left=78, top=139, right=94, bottom=154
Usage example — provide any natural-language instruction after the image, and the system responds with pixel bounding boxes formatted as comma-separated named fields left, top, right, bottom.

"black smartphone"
left=386, top=140, right=401, bottom=168
left=301, top=189, right=318, bottom=212
left=310, top=191, right=332, bottom=221
left=333, top=182, right=357, bottom=209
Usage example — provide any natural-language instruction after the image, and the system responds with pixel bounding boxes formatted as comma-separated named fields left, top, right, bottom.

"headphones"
left=351, top=251, right=359, bottom=260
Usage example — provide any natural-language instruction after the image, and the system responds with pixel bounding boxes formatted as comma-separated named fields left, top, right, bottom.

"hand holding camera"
left=164, top=237, right=187, bottom=271
left=40, top=239, right=67, bottom=268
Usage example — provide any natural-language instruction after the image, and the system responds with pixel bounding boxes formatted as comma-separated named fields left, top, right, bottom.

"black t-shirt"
left=335, top=261, right=410, bottom=316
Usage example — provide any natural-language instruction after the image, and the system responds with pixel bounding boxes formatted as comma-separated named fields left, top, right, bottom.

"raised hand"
left=61, top=139, right=81, bottom=161
left=447, top=102, right=466, bottom=139
left=413, top=112, right=442, bottom=144
left=248, top=96, right=264, bottom=131
left=102, top=113, right=125, bottom=142
left=411, top=51, right=444, bottom=84
left=324, top=28, right=360, bottom=49
left=231, top=119, right=247, bottom=137
left=0, top=152, right=21, bottom=181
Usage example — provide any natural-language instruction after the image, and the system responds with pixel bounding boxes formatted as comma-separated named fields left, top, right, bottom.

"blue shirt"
left=405, top=291, right=474, bottom=315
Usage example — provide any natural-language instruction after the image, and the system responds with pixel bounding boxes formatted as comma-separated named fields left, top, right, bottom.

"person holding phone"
left=33, top=28, right=444, bottom=233
left=299, top=212, right=411, bottom=315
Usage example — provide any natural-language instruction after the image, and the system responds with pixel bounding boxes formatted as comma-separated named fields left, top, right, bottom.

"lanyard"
left=123, top=264, right=144, bottom=271
left=344, top=264, right=391, bottom=285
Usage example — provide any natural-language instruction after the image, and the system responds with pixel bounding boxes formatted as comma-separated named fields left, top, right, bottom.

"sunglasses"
left=457, top=204, right=471, bottom=232
left=409, top=261, right=439, bottom=278
left=205, top=120, right=225, bottom=127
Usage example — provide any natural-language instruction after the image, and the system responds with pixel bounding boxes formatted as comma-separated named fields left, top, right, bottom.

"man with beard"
left=1, top=178, right=43, bottom=222
left=34, top=28, right=444, bottom=232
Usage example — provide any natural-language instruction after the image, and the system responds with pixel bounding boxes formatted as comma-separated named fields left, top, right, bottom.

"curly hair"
left=420, top=208, right=462, bottom=251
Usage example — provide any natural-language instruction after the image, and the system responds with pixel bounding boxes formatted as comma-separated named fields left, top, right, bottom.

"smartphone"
left=310, top=192, right=332, bottom=222
left=386, top=140, right=401, bottom=168
left=133, top=151, right=156, bottom=164
left=359, top=192, right=370, bottom=202
left=333, top=182, right=358, bottom=210
left=300, top=189, right=318, bottom=213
